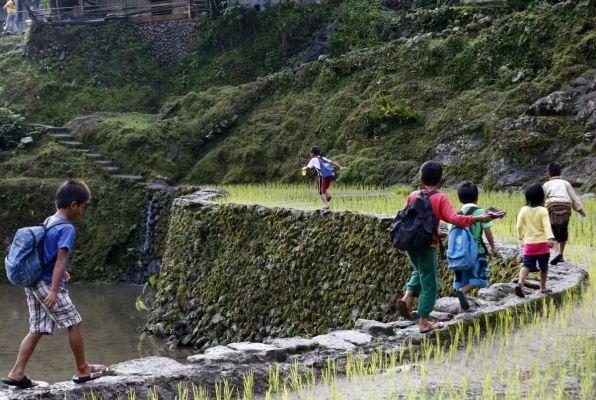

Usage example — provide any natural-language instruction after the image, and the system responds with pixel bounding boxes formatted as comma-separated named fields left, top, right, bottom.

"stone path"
left=0, top=243, right=587, bottom=399
left=35, top=124, right=145, bottom=183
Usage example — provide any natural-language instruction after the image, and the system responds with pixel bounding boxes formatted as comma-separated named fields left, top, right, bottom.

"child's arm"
left=329, top=159, right=343, bottom=170
left=516, top=210, right=524, bottom=242
left=565, top=181, right=585, bottom=215
left=483, top=228, right=498, bottom=256
left=542, top=208, right=555, bottom=248
left=43, top=248, right=68, bottom=309
left=439, top=196, right=491, bottom=227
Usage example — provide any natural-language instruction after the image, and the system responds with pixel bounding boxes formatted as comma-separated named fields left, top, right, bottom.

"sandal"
left=396, top=300, right=414, bottom=321
left=541, top=289, right=553, bottom=294
left=2, top=376, right=37, bottom=389
left=420, top=321, right=444, bottom=334
left=72, top=364, right=108, bottom=384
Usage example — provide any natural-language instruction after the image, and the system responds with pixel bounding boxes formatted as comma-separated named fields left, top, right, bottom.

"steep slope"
left=67, top=1, right=595, bottom=189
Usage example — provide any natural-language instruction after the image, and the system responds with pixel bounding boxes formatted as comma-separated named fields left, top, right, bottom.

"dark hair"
left=457, top=181, right=479, bottom=204
left=310, top=146, right=321, bottom=156
left=56, top=180, right=91, bottom=209
left=419, top=161, right=443, bottom=186
left=525, top=183, right=544, bottom=207
left=547, top=162, right=562, bottom=177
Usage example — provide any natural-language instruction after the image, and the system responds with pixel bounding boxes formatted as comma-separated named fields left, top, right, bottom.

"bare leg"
left=320, top=194, right=329, bottom=208
left=559, top=241, right=566, bottom=256
left=68, top=324, right=87, bottom=373
left=539, top=271, right=549, bottom=292
left=459, top=284, right=476, bottom=294
left=401, top=290, right=414, bottom=308
left=8, top=333, right=43, bottom=383
left=518, top=267, right=529, bottom=288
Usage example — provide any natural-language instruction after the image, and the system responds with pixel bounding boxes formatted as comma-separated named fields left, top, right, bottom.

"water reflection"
left=0, top=284, right=193, bottom=383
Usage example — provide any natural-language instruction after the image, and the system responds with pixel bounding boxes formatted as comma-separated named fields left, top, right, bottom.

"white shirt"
left=542, top=178, right=583, bottom=211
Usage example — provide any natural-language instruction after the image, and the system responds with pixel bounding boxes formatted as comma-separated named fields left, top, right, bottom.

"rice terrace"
left=0, top=0, right=594, bottom=399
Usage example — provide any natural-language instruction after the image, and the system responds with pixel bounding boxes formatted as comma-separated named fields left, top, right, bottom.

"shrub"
left=0, top=108, right=27, bottom=150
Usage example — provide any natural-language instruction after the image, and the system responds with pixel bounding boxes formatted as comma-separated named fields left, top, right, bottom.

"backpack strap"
left=419, top=190, right=444, bottom=259
left=37, top=217, right=74, bottom=274
left=464, top=207, right=489, bottom=255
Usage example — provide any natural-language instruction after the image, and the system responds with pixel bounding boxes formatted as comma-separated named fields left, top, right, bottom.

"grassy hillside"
left=66, top=0, right=595, bottom=189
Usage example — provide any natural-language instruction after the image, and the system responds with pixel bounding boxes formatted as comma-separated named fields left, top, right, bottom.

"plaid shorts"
left=25, top=280, right=82, bottom=334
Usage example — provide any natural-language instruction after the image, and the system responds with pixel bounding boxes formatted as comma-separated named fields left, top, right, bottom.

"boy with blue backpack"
left=2, top=180, right=107, bottom=389
left=448, top=182, right=499, bottom=312
left=302, top=146, right=343, bottom=209
left=391, top=162, right=493, bottom=333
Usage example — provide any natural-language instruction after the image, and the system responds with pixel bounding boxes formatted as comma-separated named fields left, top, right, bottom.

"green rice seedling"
left=242, top=370, right=254, bottom=400
left=304, top=366, right=316, bottom=390
left=126, top=388, right=135, bottom=400
left=321, top=358, right=337, bottom=385
left=192, top=384, right=210, bottom=400
left=267, top=364, right=281, bottom=395
left=345, top=351, right=354, bottom=381
left=175, top=382, right=189, bottom=400
left=287, top=361, right=302, bottom=392
left=147, top=386, right=159, bottom=400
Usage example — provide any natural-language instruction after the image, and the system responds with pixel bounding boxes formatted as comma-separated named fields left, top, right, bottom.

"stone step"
left=73, top=148, right=91, bottom=153
left=62, top=141, right=83, bottom=147
left=96, top=160, right=115, bottom=166
left=103, top=166, right=121, bottom=172
left=84, top=153, right=103, bottom=159
left=49, top=133, right=75, bottom=140
left=32, top=124, right=68, bottom=132
left=112, top=174, right=144, bottom=181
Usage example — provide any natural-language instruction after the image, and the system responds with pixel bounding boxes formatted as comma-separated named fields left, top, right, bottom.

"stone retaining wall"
left=133, top=19, right=199, bottom=65
left=146, top=189, right=518, bottom=347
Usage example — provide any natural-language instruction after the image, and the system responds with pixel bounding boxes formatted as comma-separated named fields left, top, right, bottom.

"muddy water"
left=0, top=284, right=193, bottom=384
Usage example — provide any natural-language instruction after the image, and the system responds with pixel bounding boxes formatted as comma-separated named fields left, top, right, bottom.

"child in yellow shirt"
left=515, top=183, right=555, bottom=297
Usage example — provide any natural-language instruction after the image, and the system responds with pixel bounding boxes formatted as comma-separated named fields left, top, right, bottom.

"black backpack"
left=390, top=191, right=439, bottom=251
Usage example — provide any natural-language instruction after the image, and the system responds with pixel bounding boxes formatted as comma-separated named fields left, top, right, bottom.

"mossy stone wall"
left=150, top=200, right=518, bottom=346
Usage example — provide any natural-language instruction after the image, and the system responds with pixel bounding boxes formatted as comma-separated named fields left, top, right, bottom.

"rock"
left=354, top=319, right=395, bottom=336
left=435, top=297, right=482, bottom=314
left=312, top=334, right=356, bottom=351
left=264, top=337, right=318, bottom=354
left=527, top=91, right=575, bottom=115
left=317, top=54, right=328, bottom=61
left=110, top=356, right=188, bottom=376
left=477, top=287, right=507, bottom=301
left=466, top=22, right=481, bottom=32
left=187, top=345, right=253, bottom=365
left=490, top=282, right=517, bottom=295
left=328, top=330, right=372, bottom=346
left=20, top=136, right=33, bottom=145
left=388, top=319, right=416, bottom=329
left=428, top=311, right=454, bottom=322
left=478, top=16, right=493, bottom=28
left=166, top=144, right=178, bottom=161
left=227, top=342, right=287, bottom=362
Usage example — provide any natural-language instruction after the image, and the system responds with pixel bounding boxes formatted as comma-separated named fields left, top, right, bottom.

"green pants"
left=405, top=247, right=438, bottom=318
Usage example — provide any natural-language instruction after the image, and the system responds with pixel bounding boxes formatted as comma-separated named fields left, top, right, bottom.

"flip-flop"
left=72, top=365, right=108, bottom=384
left=456, top=290, right=470, bottom=311
left=1, top=376, right=36, bottom=389
left=420, top=321, right=444, bottom=334
left=515, top=285, right=525, bottom=298
left=396, top=300, right=414, bottom=321
left=541, top=289, right=553, bottom=294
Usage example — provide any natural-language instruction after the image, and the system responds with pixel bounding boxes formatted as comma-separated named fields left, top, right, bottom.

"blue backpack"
left=318, top=157, right=336, bottom=180
left=4, top=217, right=72, bottom=287
left=447, top=207, right=481, bottom=271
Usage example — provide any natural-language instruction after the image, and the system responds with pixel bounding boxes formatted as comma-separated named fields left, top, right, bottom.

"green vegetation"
left=58, top=1, right=595, bottom=188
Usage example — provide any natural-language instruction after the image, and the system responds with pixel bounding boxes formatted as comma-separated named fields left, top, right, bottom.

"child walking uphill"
left=2, top=180, right=107, bottom=389
left=542, top=162, right=586, bottom=265
left=515, top=183, right=555, bottom=298
left=396, top=162, right=493, bottom=333
left=302, top=146, right=343, bottom=209
left=452, top=182, right=499, bottom=312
